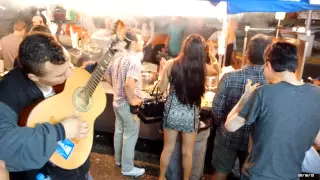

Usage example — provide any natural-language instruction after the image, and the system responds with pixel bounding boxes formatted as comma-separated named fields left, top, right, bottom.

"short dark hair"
left=18, top=32, right=67, bottom=76
left=264, top=42, right=298, bottom=73
left=30, top=25, right=51, bottom=34
left=247, top=34, right=272, bottom=65
left=124, top=28, right=141, bottom=49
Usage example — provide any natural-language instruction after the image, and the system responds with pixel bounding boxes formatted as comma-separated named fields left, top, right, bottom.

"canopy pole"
left=300, top=32, right=310, bottom=81
left=306, top=10, right=312, bottom=32
left=299, top=11, right=312, bottom=81
left=222, top=16, right=230, bottom=67
left=241, top=26, right=250, bottom=68
left=276, top=19, right=281, bottom=38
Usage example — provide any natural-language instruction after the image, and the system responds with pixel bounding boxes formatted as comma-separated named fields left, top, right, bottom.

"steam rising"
left=5, top=0, right=227, bottom=18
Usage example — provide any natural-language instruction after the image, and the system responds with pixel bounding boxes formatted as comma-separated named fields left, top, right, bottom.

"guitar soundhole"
left=73, top=87, right=93, bottom=112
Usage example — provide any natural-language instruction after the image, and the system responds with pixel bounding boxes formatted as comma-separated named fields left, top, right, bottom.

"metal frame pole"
left=222, top=16, right=230, bottom=67
left=300, top=37, right=309, bottom=80
left=300, top=11, right=312, bottom=80
left=276, top=19, right=281, bottom=38
left=241, top=26, right=250, bottom=68
left=306, top=10, right=312, bottom=32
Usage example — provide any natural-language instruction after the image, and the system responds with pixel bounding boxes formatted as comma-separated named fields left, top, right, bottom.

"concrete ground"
left=90, top=132, right=213, bottom=180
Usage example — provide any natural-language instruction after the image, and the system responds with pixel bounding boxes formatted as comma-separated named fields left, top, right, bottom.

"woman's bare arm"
left=206, top=64, right=218, bottom=76
left=206, top=52, right=221, bottom=76
left=157, top=60, right=174, bottom=93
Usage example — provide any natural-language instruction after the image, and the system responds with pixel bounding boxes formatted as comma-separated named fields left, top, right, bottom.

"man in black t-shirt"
left=225, top=42, right=320, bottom=180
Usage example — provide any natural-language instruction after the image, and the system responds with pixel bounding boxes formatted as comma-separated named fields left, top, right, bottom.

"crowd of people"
left=0, top=12, right=319, bottom=180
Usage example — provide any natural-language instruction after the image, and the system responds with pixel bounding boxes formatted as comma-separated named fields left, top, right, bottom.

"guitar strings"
left=85, top=60, right=109, bottom=96
left=84, top=23, right=118, bottom=97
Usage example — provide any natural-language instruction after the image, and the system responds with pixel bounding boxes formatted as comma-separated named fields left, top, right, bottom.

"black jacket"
left=0, top=67, right=90, bottom=180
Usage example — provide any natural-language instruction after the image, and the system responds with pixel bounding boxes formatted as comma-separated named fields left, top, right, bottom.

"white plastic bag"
left=301, top=147, right=320, bottom=174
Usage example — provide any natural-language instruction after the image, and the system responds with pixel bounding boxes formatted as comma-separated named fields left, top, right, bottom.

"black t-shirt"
left=240, top=82, right=320, bottom=180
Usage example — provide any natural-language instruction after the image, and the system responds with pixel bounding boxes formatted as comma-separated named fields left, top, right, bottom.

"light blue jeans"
left=87, top=173, right=93, bottom=180
left=113, top=104, right=140, bottom=172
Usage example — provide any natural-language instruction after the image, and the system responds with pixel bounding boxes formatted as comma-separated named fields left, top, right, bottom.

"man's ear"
left=27, top=73, right=40, bottom=82
left=266, top=61, right=273, bottom=73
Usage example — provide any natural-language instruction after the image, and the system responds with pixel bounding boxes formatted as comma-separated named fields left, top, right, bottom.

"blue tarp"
left=210, top=0, right=320, bottom=14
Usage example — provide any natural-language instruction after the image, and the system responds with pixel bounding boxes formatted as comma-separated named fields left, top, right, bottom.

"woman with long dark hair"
left=157, top=34, right=207, bottom=180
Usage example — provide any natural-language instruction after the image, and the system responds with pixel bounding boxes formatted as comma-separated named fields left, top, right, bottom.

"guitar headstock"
left=97, top=20, right=126, bottom=63
left=107, top=20, right=127, bottom=52
left=113, top=20, right=126, bottom=41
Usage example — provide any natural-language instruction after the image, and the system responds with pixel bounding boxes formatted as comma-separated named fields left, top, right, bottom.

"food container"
left=141, top=71, right=158, bottom=91
left=201, top=91, right=215, bottom=108
left=68, top=47, right=103, bottom=65
left=205, top=76, right=216, bottom=87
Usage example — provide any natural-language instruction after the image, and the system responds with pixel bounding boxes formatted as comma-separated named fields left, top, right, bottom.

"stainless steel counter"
left=95, top=82, right=215, bottom=141
left=94, top=82, right=163, bottom=140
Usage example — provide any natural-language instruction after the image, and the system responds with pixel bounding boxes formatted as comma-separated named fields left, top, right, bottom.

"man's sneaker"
left=122, top=167, right=145, bottom=177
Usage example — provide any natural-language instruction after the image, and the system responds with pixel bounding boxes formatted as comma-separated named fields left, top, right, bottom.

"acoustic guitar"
left=18, top=20, right=126, bottom=170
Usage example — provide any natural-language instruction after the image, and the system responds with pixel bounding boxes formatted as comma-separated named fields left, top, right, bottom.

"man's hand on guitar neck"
left=61, top=116, right=89, bottom=139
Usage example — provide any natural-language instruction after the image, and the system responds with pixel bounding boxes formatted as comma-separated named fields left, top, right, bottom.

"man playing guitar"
left=0, top=32, right=91, bottom=180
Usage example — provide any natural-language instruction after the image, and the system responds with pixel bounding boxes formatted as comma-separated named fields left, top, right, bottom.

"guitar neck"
left=83, top=48, right=116, bottom=97
left=83, top=19, right=126, bottom=97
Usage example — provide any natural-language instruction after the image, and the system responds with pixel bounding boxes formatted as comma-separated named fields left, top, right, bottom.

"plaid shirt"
left=212, top=65, right=267, bottom=151
left=106, top=51, right=142, bottom=107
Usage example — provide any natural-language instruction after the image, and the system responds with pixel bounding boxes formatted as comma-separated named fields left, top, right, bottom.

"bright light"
left=215, top=1, right=228, bottom=20
left=297, top=27, right=306, bottom=33
left=10, top=0, right=227, bottom=18
left=275, top=12, right=286, bottom=20
left=292, top=27, right=298, bottom=32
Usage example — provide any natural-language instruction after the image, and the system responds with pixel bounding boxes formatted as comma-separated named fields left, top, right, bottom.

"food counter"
left=94, top=81, right=215, bottom=141
left=94, top=81, right=164, bottom=140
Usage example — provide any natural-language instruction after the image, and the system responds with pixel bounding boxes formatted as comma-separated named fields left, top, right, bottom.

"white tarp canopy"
left=8, top=0, right=227, bottom=19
